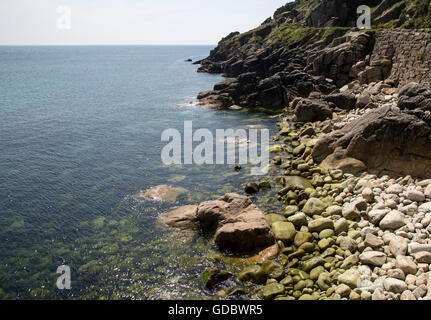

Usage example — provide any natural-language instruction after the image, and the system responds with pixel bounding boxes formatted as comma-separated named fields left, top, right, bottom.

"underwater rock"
left=159, top=205, right=199, bottom=230
left=202, top=268, right=233, bottom=288
left=137, top=185, right=187, bottom=203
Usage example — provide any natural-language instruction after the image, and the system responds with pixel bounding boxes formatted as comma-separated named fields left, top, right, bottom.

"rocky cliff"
left=196, top=0, right=431, bottom=110
left=194, top=0, right=431, bottom=178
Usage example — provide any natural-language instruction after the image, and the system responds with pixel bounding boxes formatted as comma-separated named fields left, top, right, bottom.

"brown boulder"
left=159, top=205, right=198, bottom=230
left=294, top=98, right=333, bottom=122
left=312, top=105, right=431, bottom=178
left=160, top=193, right=275, bottom=252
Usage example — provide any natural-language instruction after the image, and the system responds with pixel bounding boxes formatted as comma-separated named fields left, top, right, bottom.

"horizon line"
left=0, top=43, right=218, bottom=47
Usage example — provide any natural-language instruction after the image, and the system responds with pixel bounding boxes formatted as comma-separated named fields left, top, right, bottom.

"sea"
left=0, top=46, right=279, bottom=299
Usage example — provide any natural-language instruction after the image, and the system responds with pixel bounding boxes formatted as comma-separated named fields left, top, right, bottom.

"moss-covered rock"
left=238, top=265, right=267, bottom=284
left=262, top=282, right=285, bottom=300
left=202, top=268, right=233, bottom=288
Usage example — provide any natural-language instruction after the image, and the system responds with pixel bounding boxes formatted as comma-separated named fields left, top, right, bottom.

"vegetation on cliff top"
left=222, top=0, right=431, bottom=51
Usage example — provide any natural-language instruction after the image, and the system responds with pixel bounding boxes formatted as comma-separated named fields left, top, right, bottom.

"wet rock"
left=164, top=193, right=275, bottom=252
left=262, top=261, right=284, bottom=280
left=205, top=194, right=275, bottom=251
left=310, top=266, right=325, bottom=281
left=266, top=214, right=287, bottom=224
left=202, top=268, right=233, bottom=288
left=245, top=182, right=260, bottom=194
left=284, top=176, right=314, bottom=190
left=284, top=205, right=299, bottom=217
left=238, top=244, right=280, bottom=265
left=341, top=254, right=360, bottom=269
left=159, top=205, right=198, bottom=230
left=238, top=265, right=267, bottom=284
left=335, top=284, right=351, bottom=298
left=317, top=272, right=331, bottom=291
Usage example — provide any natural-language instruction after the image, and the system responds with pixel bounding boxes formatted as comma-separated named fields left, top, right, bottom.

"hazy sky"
left=0, top=0, right=290, bottom=45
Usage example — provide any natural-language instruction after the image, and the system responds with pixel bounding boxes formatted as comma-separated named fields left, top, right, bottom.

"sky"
left=0, top=0, right=290, bottom=45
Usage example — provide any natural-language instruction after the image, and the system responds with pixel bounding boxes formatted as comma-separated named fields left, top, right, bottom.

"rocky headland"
left=160, top=0, right=431, bottom=300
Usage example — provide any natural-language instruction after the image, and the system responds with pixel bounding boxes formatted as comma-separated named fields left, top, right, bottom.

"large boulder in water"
left=159, top=205, right=198, bottom=230
left=159, top=193, right=275, bottom=252
left=312, top=105, right=431, bottom=178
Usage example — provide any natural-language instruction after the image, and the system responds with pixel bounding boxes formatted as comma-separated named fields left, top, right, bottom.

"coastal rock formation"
left=160, top=193, right=275, bottom=252
left=294, top=97, right=333, bottom=122
left=312, top=102, right=431, bottom=178
left=195, top=0, right=431, bottom=109
left=192, top=0, right=431, bottom=300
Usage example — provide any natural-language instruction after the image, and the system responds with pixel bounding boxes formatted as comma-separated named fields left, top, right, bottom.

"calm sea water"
left=0, top=46, right=279, bottom=300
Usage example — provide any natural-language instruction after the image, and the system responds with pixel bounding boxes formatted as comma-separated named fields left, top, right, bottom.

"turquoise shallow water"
left=0, top=46, right=279, bottom=299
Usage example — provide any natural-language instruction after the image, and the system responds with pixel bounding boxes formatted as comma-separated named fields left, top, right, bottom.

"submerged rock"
left=159, top=205, right=198, bottom=230
left=202, top=268, right=233, bottom=288
left=137, top=185, right=187, bottom=203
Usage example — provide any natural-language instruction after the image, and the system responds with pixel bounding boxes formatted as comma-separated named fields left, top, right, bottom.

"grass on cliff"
left=269, top=26, right=315, bottom=43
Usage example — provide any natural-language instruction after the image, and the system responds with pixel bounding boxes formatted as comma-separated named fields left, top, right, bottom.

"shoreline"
left=162, top=58, right=431, bottom=300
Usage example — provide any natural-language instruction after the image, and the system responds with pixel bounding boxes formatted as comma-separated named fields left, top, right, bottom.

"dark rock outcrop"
left=397, top=82, right=431, bottom=111
left=294, top=98, right=333, bottom=122
left=323, top=91, right=357, bottom=110
left=159, top=193, right=275, bottom=252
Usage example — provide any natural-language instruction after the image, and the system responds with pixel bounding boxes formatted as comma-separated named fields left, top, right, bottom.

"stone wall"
left=371, top=30, right=431, bottom=87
